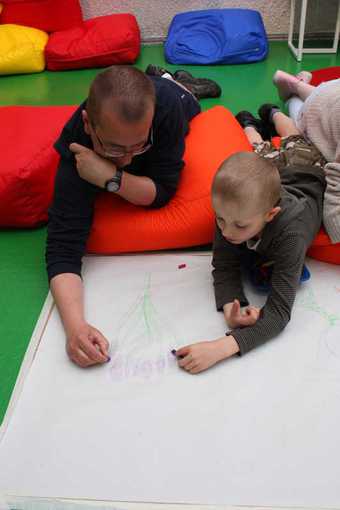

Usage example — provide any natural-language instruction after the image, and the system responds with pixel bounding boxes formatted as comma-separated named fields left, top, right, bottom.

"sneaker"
left=235, top=111, right=268, bottom=140
left=258, top=103, right=280, bottom=138
left=145, top=64, right=174, bottom=78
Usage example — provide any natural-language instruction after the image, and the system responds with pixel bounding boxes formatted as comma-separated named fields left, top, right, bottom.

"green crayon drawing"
left=109, top=274, right=177, bottom=381
left=295, top=287, right=340, bottom=327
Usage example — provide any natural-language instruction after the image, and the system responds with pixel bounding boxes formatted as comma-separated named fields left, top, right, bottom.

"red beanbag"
left=310, top=66, right=340, bottom=86
left=45, top=14, right=141, bottom=71
left=308, top=229, right=340, bottom=265
left=87, top=106, right=252, bottom=254
left=0, top=105, right=76, bottom=227
left=0, top=0, right=83, bottom=33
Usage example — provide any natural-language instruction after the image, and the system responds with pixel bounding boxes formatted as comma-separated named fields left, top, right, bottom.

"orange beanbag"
left=87, top=106, right=252, bottom=253
left=0, top=105, right=251, bottom=253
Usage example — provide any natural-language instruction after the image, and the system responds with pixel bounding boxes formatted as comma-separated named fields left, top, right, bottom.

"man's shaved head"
left=86, top=65, right=156, bottom=127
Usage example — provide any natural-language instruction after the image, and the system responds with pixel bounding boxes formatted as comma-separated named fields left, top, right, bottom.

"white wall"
left=80, top=0, right=338, bottom=42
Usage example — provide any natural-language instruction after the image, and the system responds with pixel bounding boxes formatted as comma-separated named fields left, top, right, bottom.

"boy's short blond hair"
left=212, top=151, right=281, bottom=212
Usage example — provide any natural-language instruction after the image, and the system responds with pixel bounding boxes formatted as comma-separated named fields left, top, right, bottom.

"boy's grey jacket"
left=212, top=164, right=326, bottom=355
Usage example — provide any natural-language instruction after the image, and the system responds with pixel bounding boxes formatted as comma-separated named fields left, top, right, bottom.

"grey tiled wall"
left=80, top=0, right=338, bottom=42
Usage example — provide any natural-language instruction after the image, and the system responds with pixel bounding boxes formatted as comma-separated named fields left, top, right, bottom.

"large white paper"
left=1, top=253, right=340, bottom=507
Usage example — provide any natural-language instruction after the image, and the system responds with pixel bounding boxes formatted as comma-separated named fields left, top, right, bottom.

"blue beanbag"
left=164, top=9, right=269, bottom=65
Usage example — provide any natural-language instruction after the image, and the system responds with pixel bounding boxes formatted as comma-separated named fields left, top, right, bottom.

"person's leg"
left=235, top=111, right=270, bottom=140
left=272, top=111, right=300, bottom=137
left=273, top=70, right=315, bottom=101
left=286, top=96, right=304, bottom=123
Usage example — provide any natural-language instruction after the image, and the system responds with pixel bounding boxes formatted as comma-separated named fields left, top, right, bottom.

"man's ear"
left=265, top=206, right=281, bottom=223
left=82, top=109, right=90, bottom=135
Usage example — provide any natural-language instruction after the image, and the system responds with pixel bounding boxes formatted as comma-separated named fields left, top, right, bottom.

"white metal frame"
left=288, top=0, right=340, bottom=61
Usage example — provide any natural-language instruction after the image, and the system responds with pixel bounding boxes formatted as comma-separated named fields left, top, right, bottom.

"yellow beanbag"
left=0, top=24, right=48, bottom=75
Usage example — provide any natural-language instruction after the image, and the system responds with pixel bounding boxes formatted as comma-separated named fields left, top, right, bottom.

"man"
left=46, top=65, right=201, bottom=368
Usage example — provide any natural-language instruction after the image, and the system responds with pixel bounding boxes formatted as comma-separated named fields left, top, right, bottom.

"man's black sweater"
left=46, top=76, right=200, bottom=282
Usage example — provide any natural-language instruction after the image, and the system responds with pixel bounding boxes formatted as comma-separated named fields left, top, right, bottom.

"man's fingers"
left=80, top=338, right=108, bottom=363
left=91, top=331, right=110, bottom=358
left=71, top=348, right=94, bottom=368
left=69, top=142, right=89, bottom=155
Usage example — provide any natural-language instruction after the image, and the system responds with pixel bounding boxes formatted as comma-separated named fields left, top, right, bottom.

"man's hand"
left=175, top=336, right=240, bottom=374
left=66, top=322, right=110, bottom=368
left=69, top=142, right=117, bottom=188
left=223, top=299, right=260, bottom=329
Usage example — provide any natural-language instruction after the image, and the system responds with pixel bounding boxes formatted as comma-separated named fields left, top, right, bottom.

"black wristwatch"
left=105, top=169, right=123, bottom=192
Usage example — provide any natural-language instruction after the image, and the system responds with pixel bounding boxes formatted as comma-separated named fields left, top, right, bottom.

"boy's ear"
left=82, top=109, right=90, bottom=135
left=265, top=206, right=281, bottom=223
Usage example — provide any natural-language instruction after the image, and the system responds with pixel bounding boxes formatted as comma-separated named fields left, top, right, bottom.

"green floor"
left=1, top=41, right=340, bottom=424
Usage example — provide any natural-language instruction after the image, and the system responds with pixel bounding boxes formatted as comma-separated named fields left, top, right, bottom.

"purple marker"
left=171, top=349, right=184, bottom=360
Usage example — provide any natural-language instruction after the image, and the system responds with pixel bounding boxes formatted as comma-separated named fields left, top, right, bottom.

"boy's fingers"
left=184, top=360, right=198, bottom=371
left=175, top=346, right=190, bottom=358
left=247, top=308, right=259, bottom=322
left=230, top=299, right=240, bottom=318
left=189, top=365, right=202, bottom=374
left=178, top=354, right=193, bottom=368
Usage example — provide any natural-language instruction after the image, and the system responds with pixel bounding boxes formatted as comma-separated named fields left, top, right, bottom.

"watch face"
left=106, top=180, right=120, bottom=192
left=106, top=171, right=122, bottom=192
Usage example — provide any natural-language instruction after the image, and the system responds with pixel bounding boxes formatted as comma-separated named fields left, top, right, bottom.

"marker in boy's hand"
left=172, top=336, right=240, bottom=374
left=223, top=299, right=260, bottom=329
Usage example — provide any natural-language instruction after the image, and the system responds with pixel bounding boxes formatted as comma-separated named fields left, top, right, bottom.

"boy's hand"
left=69, top=143, right=117, bottom=188
left=224, top=299, right=260, bottom=329
left=175, top=336, right=239, bottom=374
left=66, top=322, right=110, bottom=368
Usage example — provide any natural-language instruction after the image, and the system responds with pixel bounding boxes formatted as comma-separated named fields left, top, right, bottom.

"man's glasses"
left=91, top=124, right=153, bottom=158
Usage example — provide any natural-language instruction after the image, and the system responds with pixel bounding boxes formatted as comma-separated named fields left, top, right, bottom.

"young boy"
left=174, top=106, right=326, bottom=374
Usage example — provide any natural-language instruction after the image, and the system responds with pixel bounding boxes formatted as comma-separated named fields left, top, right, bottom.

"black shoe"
left=174, top=70, right=199, bottom=81
left=258, top=103, right=280, bottom=138
left=179, top=79, right=221, bottom=100
left=145, top=64, right=174, bottom=78
left=174, top=70, right=221, bottom=99
left=235, top=111, right=268, bottom=139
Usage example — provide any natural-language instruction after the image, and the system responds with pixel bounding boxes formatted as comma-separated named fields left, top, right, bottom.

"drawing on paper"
left=296, top=286, right=340, bottom=360
left=108, top=274, right=178, bottom=381
left=295, top=287, right=340, bottom=327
